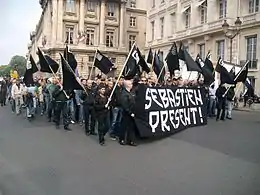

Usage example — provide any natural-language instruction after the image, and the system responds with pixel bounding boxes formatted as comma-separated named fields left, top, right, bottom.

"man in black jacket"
left=216, top=84, right=227, bottom=121
left=0, top=78, right=7, bottom=106
left=81, top=80, right=96, bottom=136
left=52, top=83, right=71, bottom=131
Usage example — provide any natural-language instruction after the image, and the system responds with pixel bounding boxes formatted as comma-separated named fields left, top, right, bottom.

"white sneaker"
left=71, top=120, right=75, bottom=124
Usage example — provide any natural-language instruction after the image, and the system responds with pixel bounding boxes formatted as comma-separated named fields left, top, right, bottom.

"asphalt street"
left=0, top=106, right=260, bottom=195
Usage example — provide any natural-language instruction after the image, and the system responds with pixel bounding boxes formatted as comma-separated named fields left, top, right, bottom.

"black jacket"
left=121, top=88, right=135, bottom=116
left=111, top=85, right=122, bottom=107
left=81, top=87, right=96, bottom=106
left=94, top=94, right=108, bottom=116
left=52, top=85, right=69, bottom=101
left=227, top=87, right=235, bottom=101
left=216, top=86, right=226, bottom=99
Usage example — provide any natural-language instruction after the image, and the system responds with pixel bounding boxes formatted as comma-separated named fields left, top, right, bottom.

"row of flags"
left=23, top=42, right=254, bottom=96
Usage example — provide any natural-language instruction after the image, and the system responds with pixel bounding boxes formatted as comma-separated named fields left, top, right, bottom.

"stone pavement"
left=234, top=102, right=260, bottom=112
left=0, top=106, right=260, bottom=195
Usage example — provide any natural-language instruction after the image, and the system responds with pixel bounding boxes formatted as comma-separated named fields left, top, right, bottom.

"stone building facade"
left=146, top=0, right=260, bottom=94
left=28, top=0, right=146, bottom=78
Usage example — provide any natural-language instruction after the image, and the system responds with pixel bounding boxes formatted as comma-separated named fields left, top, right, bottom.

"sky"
left=0, top=0, right=41, bottom=65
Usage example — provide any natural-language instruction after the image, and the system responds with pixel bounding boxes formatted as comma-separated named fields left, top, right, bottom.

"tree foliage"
left=9, top=55, right=27, bottom=76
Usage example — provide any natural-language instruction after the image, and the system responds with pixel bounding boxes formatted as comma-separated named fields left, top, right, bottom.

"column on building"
left=79, top=0, right=85, bottom=33
left=57, top=0, right=64, bottom=44
left=119, top=1, right=126, bottom=48
left=51, top=0, right=58, bottom=46
left=99, top=0, right=106, bottom=45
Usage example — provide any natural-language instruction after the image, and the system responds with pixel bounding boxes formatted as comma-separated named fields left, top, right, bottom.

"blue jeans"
left=67, top=99, right=74, bottom=121
left=109, top=107, right=123, bottom=136
left=208, top=96, right=216, bottom=117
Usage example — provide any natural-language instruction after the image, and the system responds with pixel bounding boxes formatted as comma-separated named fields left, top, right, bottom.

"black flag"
left=146, top=48, right=153, bottom=64
left=215, top=58, right=235, bottom=85
left=165, top=42, right=180, bottom=76
left=137, top=47, right=150, bottom=73
left=195, top=54, right=214, bottom=85
left=153, top=52, right=165, bottom=83
left=60, top=54, right=83, bottom=90
left=123, top=45, right=140, bottom=79
left=235, top=63, right=248, bottom=83
left=94, top=50, right=114, bottom=74
left=64, top=45, right=77, bottom=71
left=29, top=55, right=38, bottom=73
left=205, top=51, right=214, bottom=73
left=183, top=49, right=202, bottom=73
left=229, top=66, right=236, bottom=81
left=23, top=69, right=34, bottom=87
left=38, top=48, right=59, bottom=73
left=178, top=41, right=185, bottom=61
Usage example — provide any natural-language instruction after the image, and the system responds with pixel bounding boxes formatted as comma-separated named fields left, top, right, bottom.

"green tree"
left=8, top=55, right=27, bottom=76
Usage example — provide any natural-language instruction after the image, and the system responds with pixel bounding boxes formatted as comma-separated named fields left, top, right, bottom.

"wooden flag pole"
left=88, top=49, right=97, bottom=80
left=105, top=42, right=136, bottom=108
left=222, top=60, right=249, bottom=97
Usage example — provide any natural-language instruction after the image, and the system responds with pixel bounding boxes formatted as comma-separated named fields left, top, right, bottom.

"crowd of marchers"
left=0, top=71, right=253, bottom=146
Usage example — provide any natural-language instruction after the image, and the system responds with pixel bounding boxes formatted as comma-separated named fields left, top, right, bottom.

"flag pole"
left=105, top=42, right=136, bottom=108
left=155, top=63, right=166, bottom=85
left=88, top=49, right=97, bottom=80
left=222, top=60, right=249, bottom=97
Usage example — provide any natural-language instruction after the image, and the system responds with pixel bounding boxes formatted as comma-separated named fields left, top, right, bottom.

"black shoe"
left=226, top=117, right=232, bottom=120
left=220, top=118, right=225, bottom=121
left=129, top=142, right=138, bottom=147
left=90, top=132, right=97, bottom=136
left=119, top=140, right=125, bottom=145
left=64, top=126, right=72, bottom=131
left=85, top=131, right=91, bottom=136
left=99, top=141, right=105, bottom=146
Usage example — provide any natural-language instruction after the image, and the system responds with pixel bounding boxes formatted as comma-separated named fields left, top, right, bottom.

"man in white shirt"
left=208, top=84, right=216, bottom=117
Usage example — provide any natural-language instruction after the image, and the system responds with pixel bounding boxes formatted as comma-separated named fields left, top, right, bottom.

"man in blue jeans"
left=109, top=78, right=123, bottom=140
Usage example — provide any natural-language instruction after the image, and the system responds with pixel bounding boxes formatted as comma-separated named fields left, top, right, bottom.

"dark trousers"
left=48, top=101, right=55, bottom=120
left=97, top=113, right=108, bottom=143
left=54, top=101, right=69, bottom=127
left=84, top=105, right=96, bottom=133
left=119, top=113, right=136, bottom=143
left=216, top=98, right=226, bottom=120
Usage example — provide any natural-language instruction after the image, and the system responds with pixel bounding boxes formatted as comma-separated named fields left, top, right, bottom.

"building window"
left=200, top=1, right=207, bottom=24
left=128, top=35, right=136, bottom=51
left=89, top=56, right=94, bottom=62
left=219, top=0, right=227, bottom=19
left=160, top=17, right=164, bottom=38
left=107, top=3, right=115, bottom=17
left=151, top=21, right=155, bottom=40
left=246, top=35, right=257, bottom=69
left=130, top=0, right=136, bottom=8
left=170, top=13, right=176, bottom=35
left=198, top=44, right=205, bottom=59
left=86, top=29, right=95, bottom=46
left=106, top=30, right=114, bottom=47
left=129, top=17, right=136, bottom=27
left=185, top=7, right=191, bottom=29
left=66, top=0, right=75, bottom=13
left=161, top=0, right=165, bottom=3
left=65, top=26, right=74, bottom=44
left=86, top=0, right=96, bottom=12
left=152, top=0, right=155, bottom=8
left=216, top=40, right=225, bottom=60
left=249, top=0, right=259, bottom=13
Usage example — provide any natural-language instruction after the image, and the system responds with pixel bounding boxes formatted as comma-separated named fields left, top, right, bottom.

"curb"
left=234, top=108, right=260, bottom=112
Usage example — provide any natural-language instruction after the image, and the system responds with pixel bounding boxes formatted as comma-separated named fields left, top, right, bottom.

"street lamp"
left=222, top=17, right=242, bottom=63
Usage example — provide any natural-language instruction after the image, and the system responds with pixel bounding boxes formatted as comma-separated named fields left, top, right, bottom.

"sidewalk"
left=233, top=103, right=260, bottom=112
